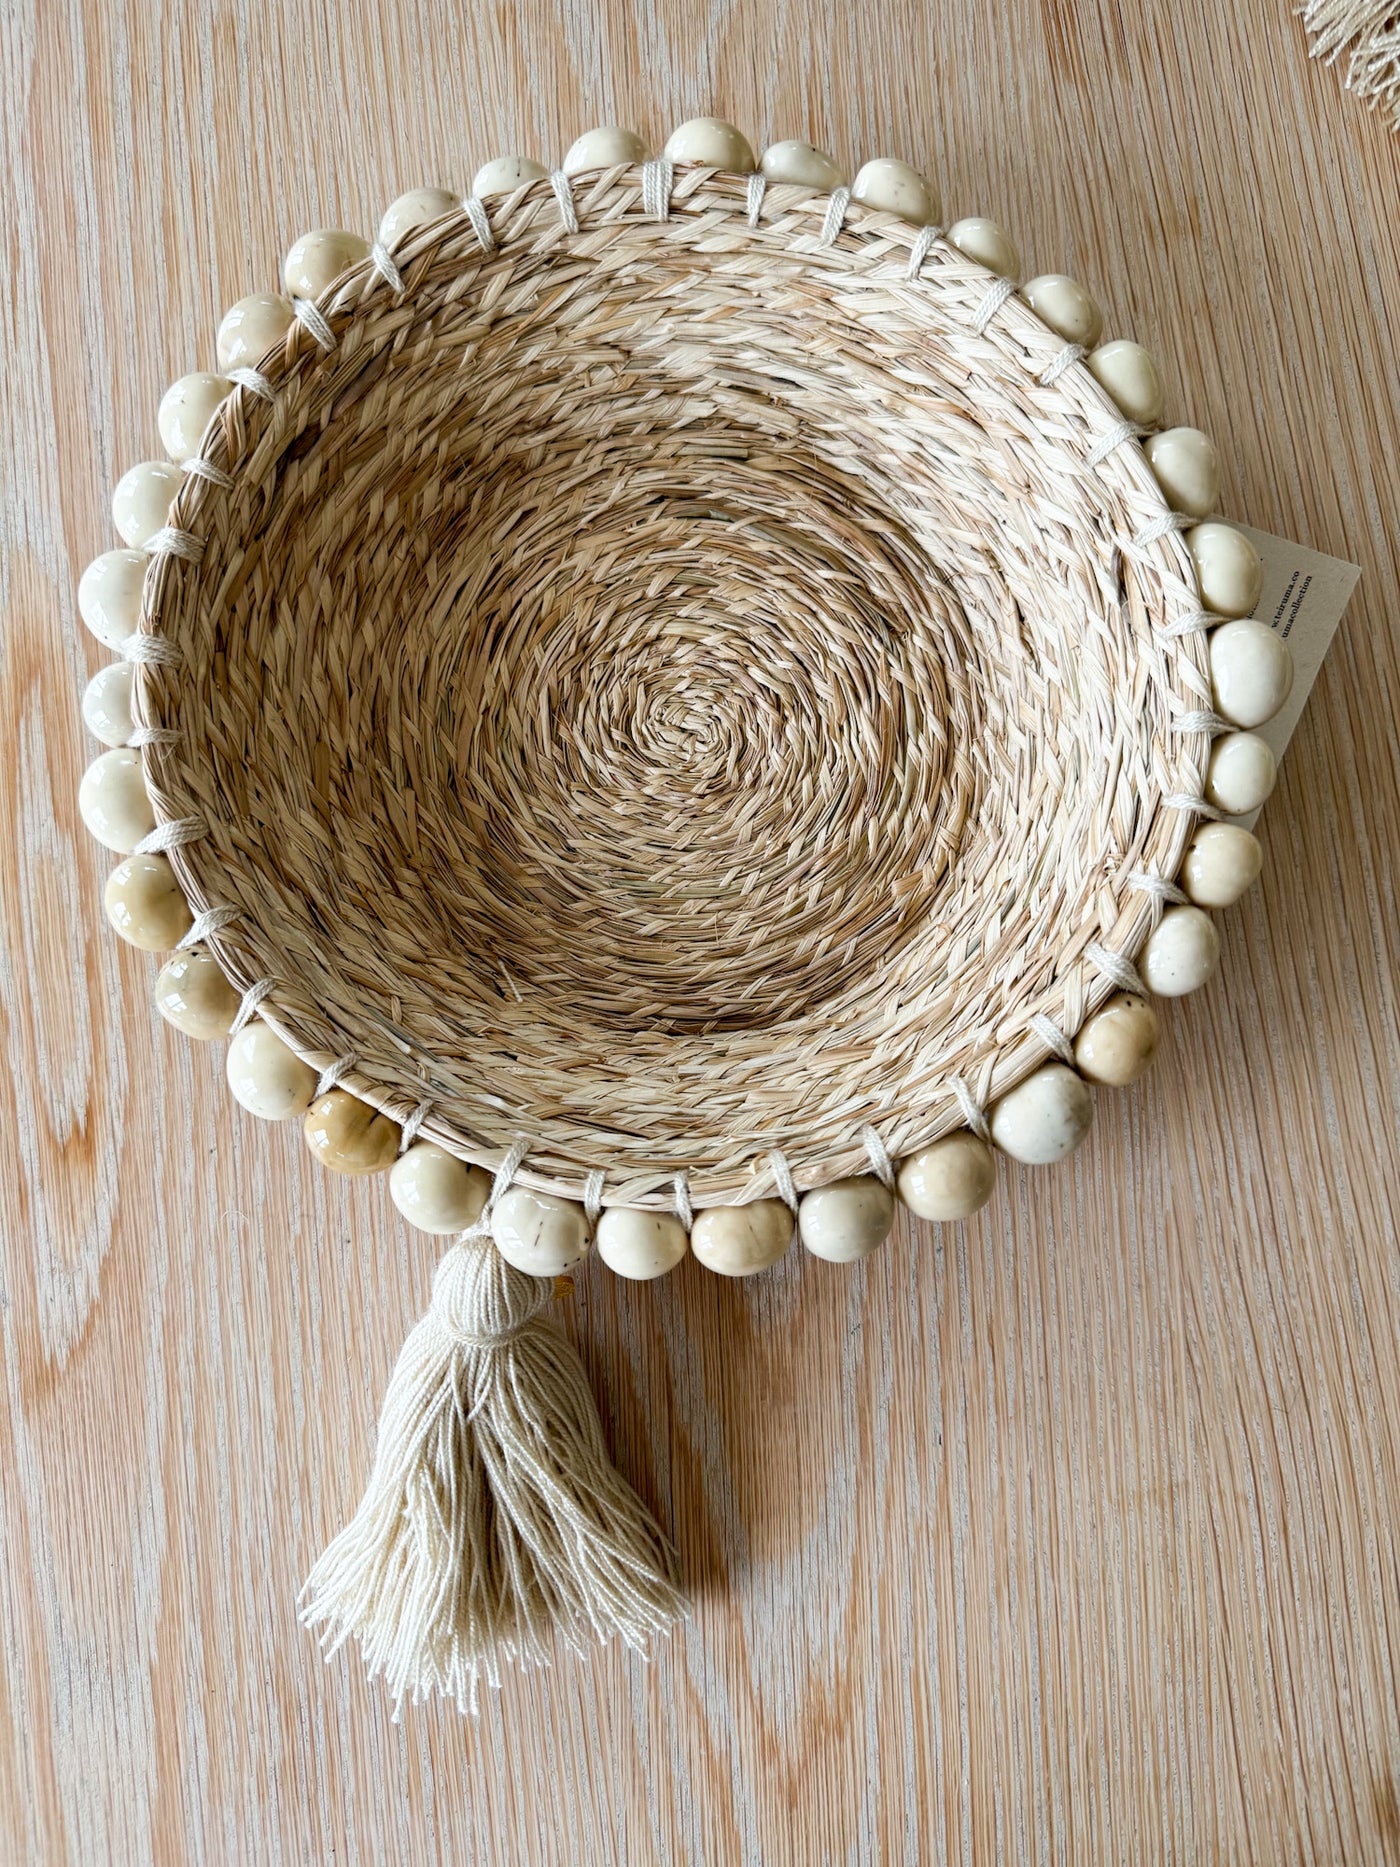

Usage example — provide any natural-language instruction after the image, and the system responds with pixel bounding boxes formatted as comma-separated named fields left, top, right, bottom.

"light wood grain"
left=3, top=1, right=1400, bottom=1861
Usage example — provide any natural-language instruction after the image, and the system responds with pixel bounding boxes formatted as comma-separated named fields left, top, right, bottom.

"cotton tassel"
left=300, top=1229, right=687, bottom=1713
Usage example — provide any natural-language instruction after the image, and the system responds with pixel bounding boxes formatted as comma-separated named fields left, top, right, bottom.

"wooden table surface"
left=4, top=2, right=1400, bottom=1861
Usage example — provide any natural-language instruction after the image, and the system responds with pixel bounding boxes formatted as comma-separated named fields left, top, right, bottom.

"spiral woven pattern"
left=138, top=166, right=1211, bottom=1206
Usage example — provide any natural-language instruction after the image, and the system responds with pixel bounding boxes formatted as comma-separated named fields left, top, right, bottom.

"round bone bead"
left=897, top=1133, right=996, bottom=1221
left=1188, top=523, right=1262, bottom=618
left=78, top=549, right=145, bottom=648
left=945, top=215, right=1021, bottom=278
left=157, top=372, right=231, bottom=463
left=1209, top=619, right=1294, bottom=728
left=1021, top=274, right=1103, bottom=348
left=1143, top=426, right=1219, bottom=519
left=760, top=139, right=843, bottom=189
left=82, top=661, right=136, bottom=747
left=690, top=1199, right=793, bottom=1276
left=562, top=126, right=648, bottom=174
left=1140, top=905, right=1220, bottom=997
left=1181, top=822, right=1263, bottom=908
left=378, top=186, right=458, bottom=246
left=1073, top=992, right=1160, bottom=1088
left=798, top=1175, right=894, bottom=1263
left=1206, top=730, right=1277, bottom=815
left=389, top=1142, right=491, bottom=1234
left=491, top=1186, right=591, bottom=1275
left=103, top=852, right=192, bottom=951
left=111, top=461, right=183, bottom=548
left=304, top=1088, right=401, bottom=1175
left=1086, top=339, right=1164, bottom=427
left=216, top=293, right=295, bottom=371
left=596, top=1207, right=690, bottom=1280
left=78, top=747, right=155, bottom=852
left=471, top=155, right=548, bottom=198
left=990, top=1063, right=1094, bottom=1165
left=282, top=228, right=371, bottom=299
left=225, top=1020, right=317, bottom=1120
left=850, top=156, right=939, bottom=223
left=663, top=117, right=755, bottom=172
left=154, top=947, right=240, bottom=1040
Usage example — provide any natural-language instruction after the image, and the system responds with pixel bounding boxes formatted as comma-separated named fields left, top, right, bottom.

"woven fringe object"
left=1300, top=0, right=1400, bottom=128
left=300, top=1233, right=686, bottom=1713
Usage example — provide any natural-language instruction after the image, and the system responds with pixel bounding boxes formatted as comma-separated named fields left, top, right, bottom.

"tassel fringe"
left=1300, top=0, right=1400, bottom=128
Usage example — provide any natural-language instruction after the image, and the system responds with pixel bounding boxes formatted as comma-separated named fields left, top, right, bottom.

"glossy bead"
left=157, top=372, right=231, bottom=463
left=78, top=747, right=154, bottom=852
left=78, top=550, right=145, bottom=648
left=1209, top=619, right=1294, bottom=727
left=897, top=1133, right=996, bottom=1221
left=491, top=1186, right=590, bottom=1275
left=990, top=1063, right=1093, bottom=1165
left=389, top=1142, right=491, bottom=1234
left=225, top=1020, right=317, bottom=1120
left=216, top=293, right=295, bottom=371
left=304, top=1088, right=401, bottom=1175
left=111, top=461, right=182, bottom=547
left=596, top=1207, right=690, bottom=1280
left=103, top=852, right=192, bottom=950
left=471, top=155, right=548, bottom=198
left=946, top=215, right=1020, bottom=277
left=81, top=661, right=136, bottom=747
left=1140, top=905, right=1220, bottom=997
left=690, top=1199, right=793, bottom=1276
left=760, top=139, right=843, bottom=189
left=153, top=948, right=240, bottom=1040
left=850, top=156, right=939, bottom=222
left=562, top=126, right=648, bottom=174
left=663, top=117, right=755, bottom=172
left=378, top=187, right=458, bottom=246
left=282, top=229, right=370, bottom=299
left=798, top=1176, right=894, bottom=1263
left=1021, top=274, right=1103, bottom=348
left=1073, top=992, right=1160, bottom=1088
left=1143, top=426, right=1218, bottom=519
left=1181, top=822, right=1263, bottom=908
left=1086, top=340, right=1164, bottom=426
left=1188, top=522, right=1262, bottom=618
left=1206, top=730, right=1277, bottom=814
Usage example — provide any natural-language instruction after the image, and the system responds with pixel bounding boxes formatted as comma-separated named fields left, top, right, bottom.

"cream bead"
left=103, top=852, right=192, bottom=951
left=945, top=216, right=1020, bottom=278
left=596, top=1207, right=690, bottom=1280
left=1073, top=992, right=1160, bottom=1088
left=990, top=1063, right=1093, bottom=1166
left=1142, top=427, right=1219, bottom=519
left=111, top=460, right=183, bottom=548
left=1206, top=731, right=1277, bottom=815
left=1021, top=274, right=1103, bottom=348
left=389, top=1142, right=491, bottom=1234
left=154, top=948, right=241, bottom=1040
left=690, top=1199, right=793, bottom=1276
left=562, top=126, right=648, bottom=174
left=1209, top=619, right=1294, bottom=728
left=1188, top=522, right=1263, bottom=619
left=78, top=549, right=145, bottom=648
left=304, top=1088, right=401, bottom=1175
left=378, top=187, right=458, bottom=246
left=158, top=372, right=231, bottom=463
left=78, top=747, right=155, bottom=852
left=282, top=228, right=371, bottom=299
left=1181, top=822, right=1263, bottom=908
left=759, top=140, right=843, bottom=190
left=491, top=1186, right=591, bottom=1275
left=81, top=661, right=136, bottom=747
left=216, top=293, right=295, bottom=371
left=225, top=1020, right=317, bottom=1120
left=1140, top=905, right=1220, bottom=997
left=1085, top=340, right=1164, bottom=427
left=897, top=1133, right=996, bottom=1221
left=471, top=155, right=548, bottom=198
left=850, top=156, right=939, bottom=223
left=798, top=1176, right=894, bottom=1264
left=663, top=117, right=755, bottom=172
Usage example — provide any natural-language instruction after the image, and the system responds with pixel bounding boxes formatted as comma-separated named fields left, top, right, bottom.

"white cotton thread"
left=178, top=904, right=237, bottom=949
left=121, top=632, right=180, bottom=667
left=463, top=196, right=494, bottom=251
left=1160, top=609, right=1213, bottom=638
left=399, top=1100, right=433, bottom=1150
left=819, top=187, right=850, bottom=245
left=971, top=275, right=1015, bottom=335
left=1130, top=512, right=1186, bottom=552
left=642, top=159, right=673, bottom=221
left=371, top=243, right=405, bottom=294
left=292, top=298, right=336, bottom=351
left=1029, top=1013, right=1076, bottom=1063
left=1038, top=342, right=1085, bottom=386
left=906, top=224, right=940, bottom=279
left=951, top=1077, right=993, bottom=1143
left=1165, top=791, right=1224, bottom=820
left=134, top=816, right=205, bottom=854
left=858, top=1124, right=896, bottom=1189
left=745, top=171, right=766, bottom=226
left=672, top=1173, right=693, bottom=1231
left=1086, top=941, right=1144, bottom=996
left=182, top=456, right=233, bottom=490
left=1129, top=870, right=1189, bottom=907
left=129, top=726, right=178, bottom=748
left=1170, top=709, right=1228, bottom=735
left=227, top=366, right=274, bottom=401
left=230, top=977, right=278, bottom=1035
left=550, top=170, right=579, bottom=235
left=1087, top=420, right=1145, bottom=467
left=583, top=1169, right=605, bottom=1228
left=316, top=1053, right=359, bottom=1096
left=769, top=1149, right=799, bottom=1212
left=144, top=527, right=204, bottom=563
